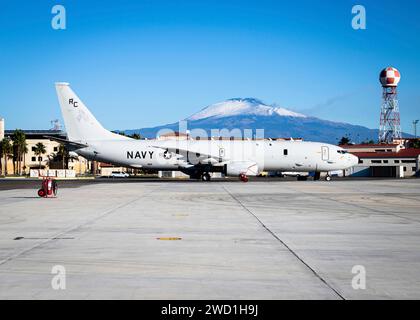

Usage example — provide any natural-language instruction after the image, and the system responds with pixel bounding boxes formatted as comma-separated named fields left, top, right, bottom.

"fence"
left=30, top=169, right=76, bottom=178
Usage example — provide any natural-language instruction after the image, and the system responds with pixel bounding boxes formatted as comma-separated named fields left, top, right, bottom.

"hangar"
left=345, top=143, right=420, bottom=178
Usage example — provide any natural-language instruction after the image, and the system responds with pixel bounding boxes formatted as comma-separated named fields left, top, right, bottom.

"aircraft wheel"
left=53, top=181, right=58, bottom=196
left=202, top=173, right=211, bottom=181
left=325, top=175, right=332, bottom=182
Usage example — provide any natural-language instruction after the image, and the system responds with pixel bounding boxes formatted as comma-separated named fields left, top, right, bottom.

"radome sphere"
left=379, top=67, right=401, bottom=87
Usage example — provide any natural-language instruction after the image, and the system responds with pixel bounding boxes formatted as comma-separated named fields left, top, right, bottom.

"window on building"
left=283, top=149, right=288, bottom=156
left=31, top=157, right=36, bottom=161
left=404, top=167, right=407, bottom=172
left=38, top=156, right=42, bottom=161
left=31, top=147, right=35, bottom=151
left=54, top=147, right=58, bottom=152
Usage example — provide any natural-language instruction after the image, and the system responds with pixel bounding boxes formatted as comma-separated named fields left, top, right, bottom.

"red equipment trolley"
left=37, top=177, right=58, bottom=198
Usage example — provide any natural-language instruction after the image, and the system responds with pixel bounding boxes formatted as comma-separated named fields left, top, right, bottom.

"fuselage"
left=76, top=139, right=358, bottom=173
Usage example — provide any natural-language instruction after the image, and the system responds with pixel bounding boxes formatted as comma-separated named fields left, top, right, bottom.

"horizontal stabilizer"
left=44, top=136, right=88, bottom=149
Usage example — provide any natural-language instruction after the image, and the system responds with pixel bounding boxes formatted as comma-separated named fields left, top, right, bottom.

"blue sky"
left=0, top=0, right=419, bottom=133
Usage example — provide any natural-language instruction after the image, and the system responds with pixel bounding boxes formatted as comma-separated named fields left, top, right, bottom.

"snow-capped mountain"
left=187, top=98, right=306, bottom=120
left=122, top=98, right=381, bottom=144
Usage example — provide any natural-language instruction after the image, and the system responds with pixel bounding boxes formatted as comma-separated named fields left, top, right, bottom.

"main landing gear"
left=201, top=172, right=211, bottom=181
left=239, top=173, right=249, bottom=183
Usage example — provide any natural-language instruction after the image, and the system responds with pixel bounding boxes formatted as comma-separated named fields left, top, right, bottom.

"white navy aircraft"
left=52, top=83, right=358, bottom=182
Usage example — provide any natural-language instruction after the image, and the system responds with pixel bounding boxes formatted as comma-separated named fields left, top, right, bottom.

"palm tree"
left=12, top=129, right=27, bottom=175
left=33, top=142, right=47, bottom=170
left=22, top=144, right=28, bottom=175
left=338, top=136, right=351, bottom=146
left=0, top=138, right=12, bottom=176
left=57, top=144, right=69, bottom=169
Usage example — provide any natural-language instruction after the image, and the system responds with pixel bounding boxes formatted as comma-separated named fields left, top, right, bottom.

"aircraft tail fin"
left=55, top=82, right=129, bottom=142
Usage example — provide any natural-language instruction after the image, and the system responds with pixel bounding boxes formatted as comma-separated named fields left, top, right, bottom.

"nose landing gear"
left=313, top=172, right=332, bottom=181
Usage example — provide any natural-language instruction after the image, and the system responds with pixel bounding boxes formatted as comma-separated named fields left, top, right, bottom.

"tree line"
left=0, top=130, right=71, bottom=176
left=0, top=130, right=142, bottom=176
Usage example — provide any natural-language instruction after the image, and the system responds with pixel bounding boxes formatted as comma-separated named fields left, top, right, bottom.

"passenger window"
left=283, top=149, right=288, bottom=156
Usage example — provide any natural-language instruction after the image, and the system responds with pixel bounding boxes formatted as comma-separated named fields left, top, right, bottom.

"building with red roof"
left=343, top=143, right=420, bottom=178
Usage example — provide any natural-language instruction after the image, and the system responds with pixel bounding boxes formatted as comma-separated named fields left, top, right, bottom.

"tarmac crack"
left=0, top=185, right=164, bottom=268
left=222, top=185, right=346, bottom=300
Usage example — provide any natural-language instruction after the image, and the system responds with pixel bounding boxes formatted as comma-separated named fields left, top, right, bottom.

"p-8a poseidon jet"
left=52, top=83, right=358, bottom=182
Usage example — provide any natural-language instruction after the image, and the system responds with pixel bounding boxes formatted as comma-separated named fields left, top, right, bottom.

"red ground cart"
left=37, top=177, right=58, bottom=198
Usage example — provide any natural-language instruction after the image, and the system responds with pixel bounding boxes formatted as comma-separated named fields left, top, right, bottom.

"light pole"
left=413, top=120, right=419, bottom=138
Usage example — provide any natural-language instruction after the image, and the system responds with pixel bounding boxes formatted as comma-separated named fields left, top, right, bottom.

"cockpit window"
left=337, top=150, right=348, bottom=154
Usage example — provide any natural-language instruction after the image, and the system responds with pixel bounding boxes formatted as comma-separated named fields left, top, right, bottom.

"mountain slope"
left=123, top=98, right=380, bottom=144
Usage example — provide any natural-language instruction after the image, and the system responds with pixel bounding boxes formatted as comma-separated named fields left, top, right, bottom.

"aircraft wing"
left=44, top=136, right=88, bottom=149
left=151, top=145, right=228, bottom=166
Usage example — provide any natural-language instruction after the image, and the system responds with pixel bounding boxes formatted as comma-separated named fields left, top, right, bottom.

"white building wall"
left=396, top=166, right=404, bottom=178
left=352, top=156, right=419, bottom=178
left=0, top=118, right=4, bottom=141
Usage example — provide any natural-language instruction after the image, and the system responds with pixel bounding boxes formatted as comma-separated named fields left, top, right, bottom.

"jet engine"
left=224, top=161, right=259, bottom=177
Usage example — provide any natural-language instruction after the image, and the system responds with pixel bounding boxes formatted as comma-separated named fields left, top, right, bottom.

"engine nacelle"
left=224, top=161, right=259, bottom=177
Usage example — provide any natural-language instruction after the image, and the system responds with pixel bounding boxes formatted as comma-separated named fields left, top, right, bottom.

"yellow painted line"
left=156, top=237, right=182, bottom=241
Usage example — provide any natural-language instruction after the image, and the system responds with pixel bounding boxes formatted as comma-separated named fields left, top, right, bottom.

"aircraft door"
left=219, top=147, right=225, bottom=163
left=321, top=146, right=329, bottom=161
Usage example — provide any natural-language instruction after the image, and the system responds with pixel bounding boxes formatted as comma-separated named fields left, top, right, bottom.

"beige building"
left=2, top=127, right=90, bottom=176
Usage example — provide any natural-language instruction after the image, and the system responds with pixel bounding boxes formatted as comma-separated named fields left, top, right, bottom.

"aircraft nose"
left=350, top=154, right=358, bottom=166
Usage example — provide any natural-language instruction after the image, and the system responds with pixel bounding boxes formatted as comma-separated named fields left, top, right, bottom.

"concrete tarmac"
left=0, top=179, right=419, bottom=299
